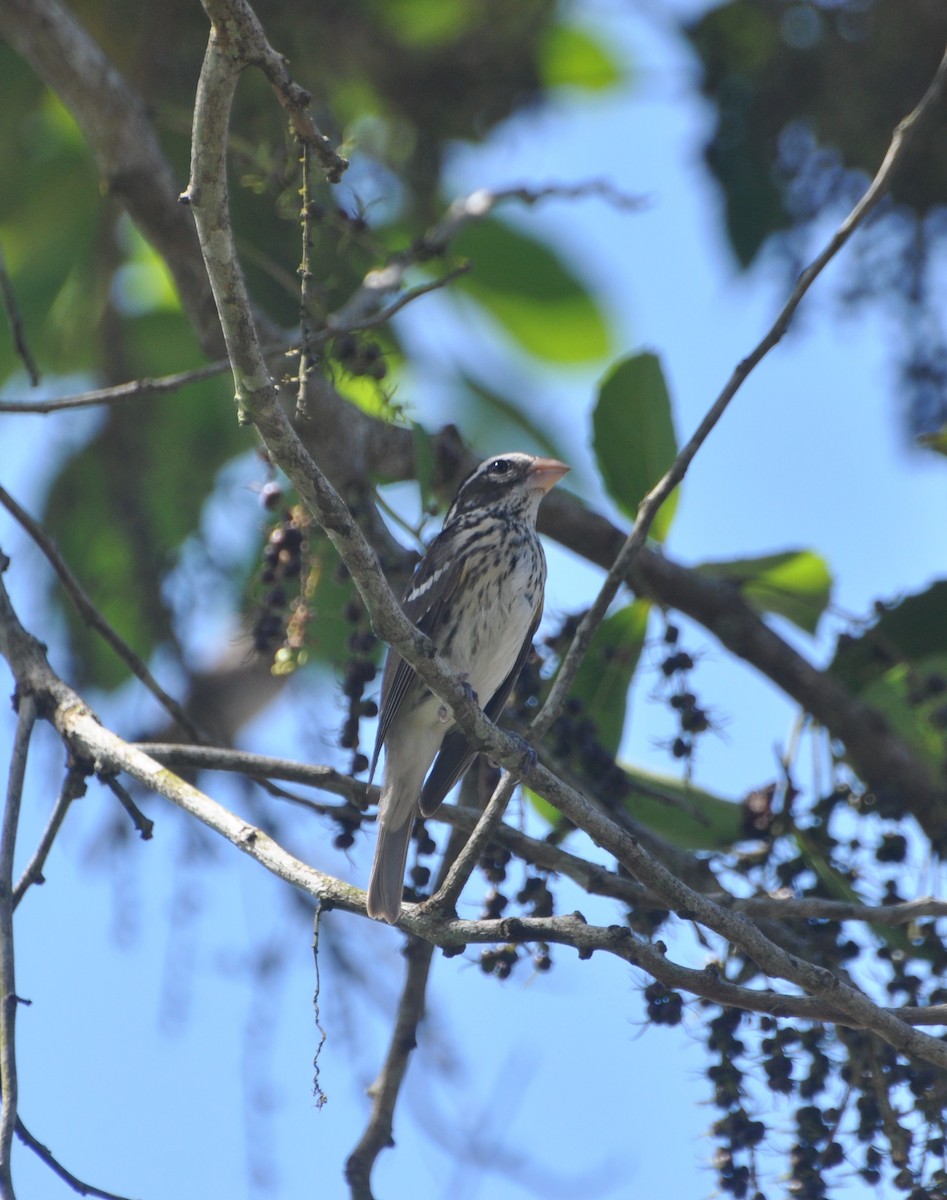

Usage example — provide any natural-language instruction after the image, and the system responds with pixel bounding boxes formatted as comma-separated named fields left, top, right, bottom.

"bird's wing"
left=418, top=606, right=542, bottom=817
left=368, top=542, right=470, bottom=782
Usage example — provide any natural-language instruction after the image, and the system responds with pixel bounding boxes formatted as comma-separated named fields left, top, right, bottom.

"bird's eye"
left=490, top=458, right=511, bottom=474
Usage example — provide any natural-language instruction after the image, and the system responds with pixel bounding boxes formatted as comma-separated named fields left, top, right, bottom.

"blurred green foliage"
left=0, top=0, right=621, bottom=688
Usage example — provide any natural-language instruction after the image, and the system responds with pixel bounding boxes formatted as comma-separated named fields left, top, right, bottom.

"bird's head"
left=444, top=453, right=570, bottom=525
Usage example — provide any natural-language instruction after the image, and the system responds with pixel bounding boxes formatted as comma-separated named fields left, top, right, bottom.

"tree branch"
left=0, top=0, right=222, bottom=354
left=14, top=1117, right=134, bottom=1200
left=12, top=765, right=87, bottom=908
left=201, top=0, right=347, bottom=184
left=535, top=39, right=947, bottom=740
left=0, top=360, right=234, bottom=414
left=422, top=772, right=519, bottom=919
left=133, top=745, right=947, bottom=927
left=0, top=239, right=39, bottom=388
left=0, top=692, right=34, bottom=1199
left=344, top=937, right=435, bottom=1200
left=5, top=572, right=947, bottom=1061
left=0, top=487, right=204, bottom=745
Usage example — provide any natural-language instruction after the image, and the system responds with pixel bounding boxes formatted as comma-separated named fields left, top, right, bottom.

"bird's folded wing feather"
left=368, top=542, right=470, bottom=781
left=419, top=607, right=541, bottom=816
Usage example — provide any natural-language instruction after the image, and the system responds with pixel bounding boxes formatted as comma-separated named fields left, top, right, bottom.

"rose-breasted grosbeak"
left=366, top=452, right=570, bottom=923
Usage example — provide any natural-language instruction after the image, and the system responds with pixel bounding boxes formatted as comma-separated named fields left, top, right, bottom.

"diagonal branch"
left=0, top=487, right=205, bottom=744
left=422, top=772, right=519, bottom=919
left=13, top=765, right=87, bottom=908
left=14, top=1117, right=134, bottom=1200
left=0, top=239, right=39, bottom=388
left=4, top=570, right=947, bottom=1067
left=121, top=744, right=947, bottom=927
left=535, top=40, right=947, bottom=739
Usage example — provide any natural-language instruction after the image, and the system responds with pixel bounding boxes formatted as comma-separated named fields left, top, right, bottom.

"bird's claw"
left=438, top=680, right=480, bottom=724
left=493, top=733, right=536, bottom=779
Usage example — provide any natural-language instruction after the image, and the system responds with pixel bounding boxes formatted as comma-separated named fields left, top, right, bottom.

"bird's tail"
left=366, top=803, right=414, bottom=923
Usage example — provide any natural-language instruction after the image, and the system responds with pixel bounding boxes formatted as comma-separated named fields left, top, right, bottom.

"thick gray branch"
left=0, top=0, right=221, bottom=354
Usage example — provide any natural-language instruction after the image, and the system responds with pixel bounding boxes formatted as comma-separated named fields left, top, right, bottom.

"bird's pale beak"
left=528, top=457, right=570, bottom=494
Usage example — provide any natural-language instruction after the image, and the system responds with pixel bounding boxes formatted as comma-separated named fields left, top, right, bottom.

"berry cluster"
left=306, top=202, right=371, bottom=238
left=402, top=822, right=437, bottom=903
left=475, top=841, right=556, bottom=979
left=339, top=596, right=377, bottom=777
left=642, top=981, right=683, bottom=1025
left=658, top=623, right=712, bottom=764
left=478, top=943, right=553, bottom=980
left=332, top=333, right=388, bottom=381
left=251, top=498, right=306, bottom=656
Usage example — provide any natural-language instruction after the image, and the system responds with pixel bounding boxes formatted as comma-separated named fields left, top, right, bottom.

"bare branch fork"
left=1, top=0, right=944, bottom=1192
left=131, top=742, right=947, bottom=924
left=171, top=0, right=947, bottom=1052
left=4, top=570, right=947, bottom=1061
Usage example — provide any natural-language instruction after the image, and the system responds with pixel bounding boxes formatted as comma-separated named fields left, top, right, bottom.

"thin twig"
left=15, top=1117, right=134, bottom=1200
left=320, top=180, right=642, bottom=335
left=200, top=0, right=348, bottom=182
left=295, top=142, right=315, bottom=422
left=100, top=775, right=154, bottom=840
left=0, top=695, right=35, bottom=1199
left=320, top=264, right=471, bottom=338
left=13, top=765, right=87, bottom=909
left=0, top=240, right=39, bottom=388
left=345, top=937, right=435, bottom=1200
left=137, top=742, right=374, bottom=808
left=418, top=181, right=646, bottom=258
left=534, top=41, right=947, bottom=738
left=128, top=745, right=947, bottom=925
left=310, top=904, right=328, bottom=1109
left=422, top=772, right=519, bottom=919
left=0, top=487, right=204, bottom=744
left=0, top=359, right=232, bottom=414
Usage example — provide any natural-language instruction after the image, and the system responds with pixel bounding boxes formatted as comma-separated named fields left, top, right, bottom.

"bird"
left=366, top=452, right=570, bottom=923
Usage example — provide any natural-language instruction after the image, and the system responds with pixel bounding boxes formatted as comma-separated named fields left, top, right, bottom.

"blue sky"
left=3, top=3, right=946, bottom=1199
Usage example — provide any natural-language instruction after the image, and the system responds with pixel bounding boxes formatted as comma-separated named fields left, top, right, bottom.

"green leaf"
left=621, top=766, right=743, bottom=851
left=828, top=583, right=947, bottom=776
left=569, top=601, right=651, bottom=755
left=790, top=830, right=934, bottom=960
left=540, top=25, right=624, bottom=92
left=695, top=549, right=832, bottom=635
left=453, top=218, right=611, bottom=364
left=376, top=0, right=477, bottom=47
left=410, top=422, right=436, bottom=509
left=43, top=370, right=247, bottom=689
left=831, top=583, right=947, bottom=691
left=591, top=352, right=679, bottom=541
left=916, top=426, right=947, bottom=457
left=528, top=764, right=742, bottom=852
